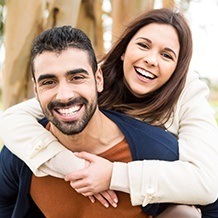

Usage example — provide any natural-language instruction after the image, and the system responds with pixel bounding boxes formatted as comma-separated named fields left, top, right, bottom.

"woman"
left=0, top=8, right=218, bottom=217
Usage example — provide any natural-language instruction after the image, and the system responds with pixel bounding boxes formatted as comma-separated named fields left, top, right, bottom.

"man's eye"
left=41, top=80, right=55, bottom=86
left=71, top=76, right=84, bottom=81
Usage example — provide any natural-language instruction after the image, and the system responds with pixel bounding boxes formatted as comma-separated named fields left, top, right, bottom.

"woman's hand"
left=88, top=190, right=118, bottom=208
left=65, top=151, right=118, bottom=207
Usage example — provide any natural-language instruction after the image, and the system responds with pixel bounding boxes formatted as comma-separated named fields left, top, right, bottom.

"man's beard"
left=42, top=96, right=98, bottom=135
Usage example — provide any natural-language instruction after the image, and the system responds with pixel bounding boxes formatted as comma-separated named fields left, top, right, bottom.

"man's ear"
left=95, top=66, right=104, bottom=93
left=32, top=78, right=36, bottom=94
left=32, top=79, right=39, bottom=100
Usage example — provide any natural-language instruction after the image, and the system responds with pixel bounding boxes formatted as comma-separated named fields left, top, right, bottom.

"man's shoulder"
left=101, top=109, right=174, bottom=138
left=0, top=146, right=22, bottom=164
left=101, top=109, right=178, bottom=160
left=100, top=108, right=148, bottom=127
left=101, top=109, right=165, bottom=135
left=0, top=146, right=38, bottom=218
left=0, top=146, right=27, bottom=178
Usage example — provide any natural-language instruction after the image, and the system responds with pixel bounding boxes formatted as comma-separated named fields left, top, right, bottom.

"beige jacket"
left=0, top=71, right=218, bottom=206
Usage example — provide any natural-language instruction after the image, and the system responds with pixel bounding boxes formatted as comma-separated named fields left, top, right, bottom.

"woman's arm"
left=65, top=72, right=218, bottom=207
left=0, top=98, right=85, bottom=177
left=1, top=74, right=218, bottom=207
left=0, top=98, right=118, bottom=207
left=111, top=72, right=218, bottom=206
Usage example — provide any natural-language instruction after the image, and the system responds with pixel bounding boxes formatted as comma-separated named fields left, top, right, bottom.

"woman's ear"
left=121, top=53, right=125, bottom=61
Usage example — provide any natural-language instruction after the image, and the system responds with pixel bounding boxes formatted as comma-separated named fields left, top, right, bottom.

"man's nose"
left=56, top=82, right=75, bottom=103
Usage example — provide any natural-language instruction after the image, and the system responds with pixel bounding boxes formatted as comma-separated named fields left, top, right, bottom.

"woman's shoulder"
left=179, top=70, right=210, bottom=103
left=185, top=70, right=209, bottom=92
left=165, top=70, right=212, bottom=132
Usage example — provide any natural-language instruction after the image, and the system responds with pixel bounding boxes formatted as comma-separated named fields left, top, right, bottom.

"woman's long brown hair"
left=98, top=8, right=193, bottom=126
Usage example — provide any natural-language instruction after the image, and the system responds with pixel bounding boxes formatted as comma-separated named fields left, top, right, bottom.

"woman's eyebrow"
left=135, top=37, right=151, bottom=43
left=164, top=47, right=177, bottom=58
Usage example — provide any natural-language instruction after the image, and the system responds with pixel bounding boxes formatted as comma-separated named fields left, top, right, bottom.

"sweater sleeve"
left=111, top=72, right=218, bottom=206
left=0, top=98, right=85, bottom=177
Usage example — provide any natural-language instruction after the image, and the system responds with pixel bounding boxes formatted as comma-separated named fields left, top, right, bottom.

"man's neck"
left=49, top=110, right=124, bottom=154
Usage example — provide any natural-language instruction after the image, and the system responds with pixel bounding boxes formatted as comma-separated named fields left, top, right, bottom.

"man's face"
left=34, top=48, right=103, bottom=135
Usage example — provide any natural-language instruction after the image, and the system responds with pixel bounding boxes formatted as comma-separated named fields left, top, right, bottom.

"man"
left=0, top=26, right=178, bottom=217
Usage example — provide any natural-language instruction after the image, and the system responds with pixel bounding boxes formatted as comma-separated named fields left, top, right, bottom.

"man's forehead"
left=34, top=48, right=92, bottom=75
left=35, top=48, right=89, bottom=59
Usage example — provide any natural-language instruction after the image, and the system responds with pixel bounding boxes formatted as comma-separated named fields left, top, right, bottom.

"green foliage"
left=0, top=0, right=5, bottom=44
left=210, top=100, right=218, bottom=123
left=0, top=88, right=2, bottom=109
left=0, top=95, right=1, bottom=149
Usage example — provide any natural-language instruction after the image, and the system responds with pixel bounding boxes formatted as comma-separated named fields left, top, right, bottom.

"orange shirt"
left=30, top=139, right=151, bottom=218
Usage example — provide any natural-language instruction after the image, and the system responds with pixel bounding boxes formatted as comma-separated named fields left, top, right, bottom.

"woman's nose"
left=143, top=52, right=158, bottom=67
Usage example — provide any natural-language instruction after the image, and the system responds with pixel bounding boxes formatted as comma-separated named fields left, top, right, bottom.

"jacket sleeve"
left=111, top=71, right=218, bottom=207
left=0, top=98, right=85, bottom=177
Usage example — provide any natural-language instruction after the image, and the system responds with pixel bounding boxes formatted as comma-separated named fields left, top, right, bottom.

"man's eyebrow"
left=37, top=69, right=89, bottom=83
left=66, top=68, right=89, bottom=76
left=37, top=74, right=55, bottom=83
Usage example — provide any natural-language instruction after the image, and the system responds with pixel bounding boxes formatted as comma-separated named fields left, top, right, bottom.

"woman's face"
left=122, top=23, right=180, bottom=97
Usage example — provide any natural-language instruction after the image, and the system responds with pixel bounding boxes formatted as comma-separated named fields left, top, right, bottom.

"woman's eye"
left=162, top=52, right=173, bottom=60
left=137, top=42, right=149, bottom=49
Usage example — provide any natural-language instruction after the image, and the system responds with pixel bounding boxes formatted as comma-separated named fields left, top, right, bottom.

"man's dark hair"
left=31, top=26, right=97, bottom=81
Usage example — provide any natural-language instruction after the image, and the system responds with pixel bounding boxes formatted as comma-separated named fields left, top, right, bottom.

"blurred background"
left=0, top=0, right=217, bottom=121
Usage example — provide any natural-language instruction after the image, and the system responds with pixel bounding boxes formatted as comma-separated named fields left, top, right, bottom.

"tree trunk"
left=45, top=0, right=82, bottom=28
left=77, top=0, right=104, bottom=58
left=2, top=0, right=45, bottom=109
left=2, top=0, right=164, bottom=109
left=162, top=0, right=176, bottom=9
left=2, top=0, right=82, bottom=109
left=111, top=0, right=154, bottom=43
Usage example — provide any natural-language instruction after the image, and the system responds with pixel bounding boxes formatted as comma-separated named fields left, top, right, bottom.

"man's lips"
left=55, top=105, right=82, bottom=117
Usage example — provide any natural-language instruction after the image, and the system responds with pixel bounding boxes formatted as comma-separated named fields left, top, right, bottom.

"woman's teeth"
left=136, top=67, right=156, bottom=79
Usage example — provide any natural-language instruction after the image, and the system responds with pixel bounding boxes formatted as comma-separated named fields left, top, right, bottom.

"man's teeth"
left=136, top=68, right=155, bottom=79
left=58, top=106, right=80, bottom=116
